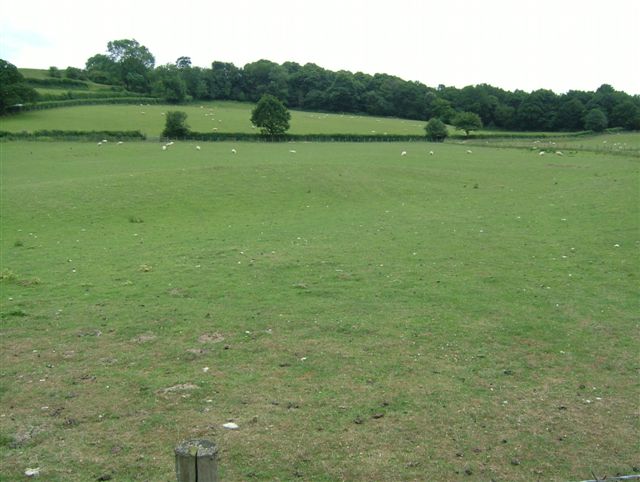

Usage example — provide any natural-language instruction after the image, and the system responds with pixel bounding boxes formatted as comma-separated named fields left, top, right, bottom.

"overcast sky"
left=1, top=0, right=638, bottom=94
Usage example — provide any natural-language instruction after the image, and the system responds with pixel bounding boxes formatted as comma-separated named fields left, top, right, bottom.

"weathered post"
left=175, top=439, right=218, bottom=482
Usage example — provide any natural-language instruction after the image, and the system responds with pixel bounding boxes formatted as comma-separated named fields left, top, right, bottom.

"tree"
left=176, top=56, right=192, bottom=69
left=584, top=108, right=608, bottom=132
left=0, top=59, right=37, bottom=114
left=251, top=94, right=291, bottom=136
left=48, top=66, right=61, bottom=78
left=452, top=111, right=483, bottom=136
left=162, top=111, right=190, bottom=138
left=152, top=64, right=187, bottom=103
left=88, top=39, right=156, bottom=92
left=424, top=118, right=448, bottom=142
left=610, top=100, right=640, bottom=130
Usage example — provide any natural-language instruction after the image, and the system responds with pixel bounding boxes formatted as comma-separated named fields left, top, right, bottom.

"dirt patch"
left=198, top=333, right=225, bottom=344
left=159, top=383, right=198, bottom=394
left=131, top=333, right=156, bottom=343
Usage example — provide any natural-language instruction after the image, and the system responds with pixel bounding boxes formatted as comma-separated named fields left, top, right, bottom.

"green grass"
left=1, top=139, right=638, bottom=480
left=0, top=102, right=428, bottom=137
left=18, top=68, right=53, bottom=80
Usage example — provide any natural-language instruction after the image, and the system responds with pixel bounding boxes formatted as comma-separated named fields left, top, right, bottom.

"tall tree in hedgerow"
left=424, top=118, right=448, bottom=142
left=162, top=111, right=189, bottom=138
left=452, top=111, right=483, bottom=136
left=251, top=94, right=291, bottom=135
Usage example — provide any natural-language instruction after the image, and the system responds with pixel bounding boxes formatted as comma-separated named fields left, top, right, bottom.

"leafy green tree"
left=162, top=111, right=190, bottom=138
left=86, top=39, right=155, bottom=92
left=0, top=59, right=38, bottom=114
left=250, top=94, right=291, bottom=135
left=85, top=53, right=117, bottom=84
left=65, top=66, right=85, bottom=80
left=584, top=108, right=608, bottom=132
left=610, top=100, right=640, bottom=130
left=452, top=111, right=483, bottom=136
left=48, top=66, right=61, bottom=78
left=175, top=56, right=192, bottom=69
left=243, top=60, right=288, bottom=102
left=424, top=118, right=448, bottom=142
left=152, top=65, right=187, bottom=103
left=554, top=97, right=586, bottom=131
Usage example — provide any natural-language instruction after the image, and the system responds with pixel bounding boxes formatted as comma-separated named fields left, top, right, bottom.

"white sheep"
left=539, top=151, right=545, bottom=156
left=555, top=151, right=564, bottom=156
left=196, top=146, right=201, bottom=150
left=231, top=148, right=237, bottom=154
left=102, top=139, right=108, bottom=143
left=429, top=150, right=434, bottom=155
left=466, top=150, right=473, bottom=154
left=97, top=142, right=102, bottom=146
left=162, top=145, right=167, bottom=151
left=401, top=151, right=407, bottom=156
left=289, top=150, right=297, bottom=154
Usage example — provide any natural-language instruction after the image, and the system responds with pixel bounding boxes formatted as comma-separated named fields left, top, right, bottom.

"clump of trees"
left=251, top=94, right=291, bottom=135
left=0, top=60, right=37, bottom=114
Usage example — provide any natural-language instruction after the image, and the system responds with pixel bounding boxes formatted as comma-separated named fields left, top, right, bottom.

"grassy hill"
left=1, top=136, right=638, bottom=480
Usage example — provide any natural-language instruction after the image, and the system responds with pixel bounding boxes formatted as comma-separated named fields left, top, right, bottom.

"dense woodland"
left=3, top=39, right=640, bottom=132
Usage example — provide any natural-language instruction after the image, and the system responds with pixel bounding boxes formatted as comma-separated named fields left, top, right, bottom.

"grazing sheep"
left=539, top=151, right=545, bottom=156
left=102, top=139, right=108, bottom=143
left=97, top=142, right=102, bottom=146
left=466, top=150, right=473, bottom=154
left=162, top=145, right=167, bottom=151
left=555, top=151, right=564, bottom=156
left=401, top=151, right=407, bottom=156
left=196, top=145, right=201, bottom=150
left=429, top=150, right=434, bottom=155
left=117, top=141, right=123, bottom=145
left=289, top=150, right=297, bottom=154
left=231, top=148, right=237, bottom=154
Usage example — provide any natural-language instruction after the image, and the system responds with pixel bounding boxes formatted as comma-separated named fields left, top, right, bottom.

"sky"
left=1, top=0, right=638, bottom=94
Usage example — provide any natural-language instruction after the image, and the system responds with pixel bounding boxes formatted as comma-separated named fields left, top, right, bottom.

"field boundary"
left=0, top=129, right=146, bottom=141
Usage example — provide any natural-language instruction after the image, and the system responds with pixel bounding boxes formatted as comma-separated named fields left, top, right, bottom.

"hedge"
left=11, top=97, right=161, bottom=112
left=25, top=77, right=90, bottom=89
left=183, top=132, right=429, bottom=143
left=0, top=130, right=146, bottom=141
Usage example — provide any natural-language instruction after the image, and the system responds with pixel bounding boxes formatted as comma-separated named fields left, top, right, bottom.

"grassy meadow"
left=0, top=102, right=429, bottom=137
left=1, top=136, right=638, bottom=480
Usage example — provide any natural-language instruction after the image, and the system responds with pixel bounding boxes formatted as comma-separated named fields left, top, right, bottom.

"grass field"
left=1, top=138, right=638, bottom=481
left=0, top=102, right=430, bottom=137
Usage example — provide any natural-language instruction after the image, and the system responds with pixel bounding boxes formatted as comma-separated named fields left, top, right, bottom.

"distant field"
left=1, top=139, right=638, bottom=481
left=0, top=102, right=429, bottom=137
left=18, top=68, right=53, bottom=79
left=466, top=131, right=640, bottom=156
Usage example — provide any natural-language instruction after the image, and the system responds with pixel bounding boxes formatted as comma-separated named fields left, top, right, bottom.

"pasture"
left=1, top=139, right=638, bottom=481
left=0, top=102, right=427, bottom=137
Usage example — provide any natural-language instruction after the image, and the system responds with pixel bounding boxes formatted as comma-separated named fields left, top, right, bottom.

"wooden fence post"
left=175, top=439, right=218, bottom=482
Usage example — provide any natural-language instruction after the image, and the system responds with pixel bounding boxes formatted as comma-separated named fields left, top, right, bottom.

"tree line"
left=3, top=38, right=640, bottom=132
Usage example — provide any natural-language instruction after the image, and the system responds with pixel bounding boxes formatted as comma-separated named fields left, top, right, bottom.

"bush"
left=424, top=118, right=448, bottom=142
left=162, top=111, right=190, bottom=138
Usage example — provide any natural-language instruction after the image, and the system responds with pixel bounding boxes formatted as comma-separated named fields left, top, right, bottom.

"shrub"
left=424, top=118, right=448, bottom=142
left=162, top=111, right=189, bottom=138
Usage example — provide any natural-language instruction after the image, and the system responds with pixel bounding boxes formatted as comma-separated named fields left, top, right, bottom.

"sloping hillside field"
left=0, top=102, right=426, bottom=136
left=1, top=140, right=638, bottom=480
